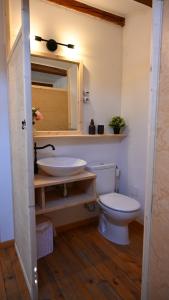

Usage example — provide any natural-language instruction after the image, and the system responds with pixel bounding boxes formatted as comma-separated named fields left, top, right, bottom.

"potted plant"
left=109, top=116, right=126, bottom=134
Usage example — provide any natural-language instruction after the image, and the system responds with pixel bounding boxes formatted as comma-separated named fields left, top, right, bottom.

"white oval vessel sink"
left=37, top=157, right=87, bottom=177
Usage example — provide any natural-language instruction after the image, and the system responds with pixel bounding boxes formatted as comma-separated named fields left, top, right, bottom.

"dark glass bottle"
left=89, top=119, right=96, bottom=135
left=97, top=125, right=104, bottom=134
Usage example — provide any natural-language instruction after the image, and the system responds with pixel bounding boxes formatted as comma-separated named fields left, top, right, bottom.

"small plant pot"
left=113, top=127, right=120, bottom=134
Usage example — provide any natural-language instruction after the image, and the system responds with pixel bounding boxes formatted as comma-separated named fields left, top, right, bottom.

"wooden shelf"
left=36, top=194, right=95, bottom=215
left=34, top=171, right=96, bottom=188
left=33, top=133, right=126, bottom=139
left=34, top=171, right=96, bottom=215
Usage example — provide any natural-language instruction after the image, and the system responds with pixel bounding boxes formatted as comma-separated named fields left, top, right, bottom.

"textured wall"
left=148, top=1, right=169, bottom=298
left=120, top=7, right=151, bottom=222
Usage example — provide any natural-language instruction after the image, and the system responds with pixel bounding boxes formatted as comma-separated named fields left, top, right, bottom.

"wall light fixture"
left=35, top=35, right=75, bottom=52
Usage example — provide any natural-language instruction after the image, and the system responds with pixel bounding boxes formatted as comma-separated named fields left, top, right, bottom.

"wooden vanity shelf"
left=34, top=133, right=127, bottom=139
left=34, top=171, right=96, bottom=215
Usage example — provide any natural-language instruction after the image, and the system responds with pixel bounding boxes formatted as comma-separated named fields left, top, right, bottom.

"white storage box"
left=36, top=216, right=53, bottom=259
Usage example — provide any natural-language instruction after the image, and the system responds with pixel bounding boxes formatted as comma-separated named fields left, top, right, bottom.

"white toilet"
left=87, top=162, right=141, bottom=245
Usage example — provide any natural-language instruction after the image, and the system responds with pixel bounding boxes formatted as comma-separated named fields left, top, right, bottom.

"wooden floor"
left=0, top=221, right=143, bottom=300
left=39, top=221, right=143, bottom=300
left=0, top=245, right=30, bottom=300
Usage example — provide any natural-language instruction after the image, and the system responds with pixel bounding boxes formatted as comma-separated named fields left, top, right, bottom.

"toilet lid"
left=99, top=193, right=140, bottom=212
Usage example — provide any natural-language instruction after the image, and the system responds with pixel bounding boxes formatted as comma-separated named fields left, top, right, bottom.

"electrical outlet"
left=83, top=90, right=90, bottom=103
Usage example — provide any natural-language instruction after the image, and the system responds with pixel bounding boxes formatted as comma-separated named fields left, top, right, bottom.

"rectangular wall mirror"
left=31, top=52, right=82, bottom=135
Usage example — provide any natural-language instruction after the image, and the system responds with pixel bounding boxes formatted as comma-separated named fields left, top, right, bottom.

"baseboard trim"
left=0, top=239, right=14, bottom=249
left=56, top=217, right=99, bottom=233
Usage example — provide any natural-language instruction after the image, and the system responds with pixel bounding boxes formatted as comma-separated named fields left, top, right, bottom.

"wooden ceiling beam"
left=32, top=82, right=53, bottom=87
left=31, top=63, right=67, bottom=76
left=46, top=0, right=125, bottom=27
left=133, top=0, right=152, bottom=7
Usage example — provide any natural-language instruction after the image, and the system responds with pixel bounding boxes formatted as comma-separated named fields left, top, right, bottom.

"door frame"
left=3, top=0, right=165, bottom=299
left=141, top=0, right=164, bottom=299
left=5, top=0, right=38, bottom=299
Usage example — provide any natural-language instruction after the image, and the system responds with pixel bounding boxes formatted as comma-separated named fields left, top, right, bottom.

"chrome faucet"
left=34, top=142, right=55, bottom=174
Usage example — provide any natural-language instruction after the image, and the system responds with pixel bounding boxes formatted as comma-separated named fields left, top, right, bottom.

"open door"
left=7, top=0, right=38, bottom=299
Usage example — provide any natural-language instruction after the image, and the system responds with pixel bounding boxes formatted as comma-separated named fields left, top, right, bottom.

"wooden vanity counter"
left=34, top=171, right=96, bottom=215
left=34, top=171, right=96, bottom=188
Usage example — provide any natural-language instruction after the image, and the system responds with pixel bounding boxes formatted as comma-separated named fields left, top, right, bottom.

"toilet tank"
left=87, top=162, right=116, bottom=195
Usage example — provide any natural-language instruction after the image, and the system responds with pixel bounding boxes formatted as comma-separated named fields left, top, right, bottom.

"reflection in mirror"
left=31, top=54, right=82, bottom=133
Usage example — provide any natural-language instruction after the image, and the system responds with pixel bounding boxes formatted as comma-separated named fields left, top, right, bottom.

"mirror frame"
left=31, top=51, right=83, bottom=136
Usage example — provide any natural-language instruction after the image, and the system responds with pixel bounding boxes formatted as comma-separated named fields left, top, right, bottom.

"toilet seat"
left=99, top=192, right=140, bottom=213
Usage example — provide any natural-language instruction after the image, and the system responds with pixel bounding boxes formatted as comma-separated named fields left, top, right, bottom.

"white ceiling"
left=79, top=0, right=150, bottom=17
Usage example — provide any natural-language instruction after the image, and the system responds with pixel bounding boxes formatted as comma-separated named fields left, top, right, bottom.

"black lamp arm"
left=35, top=35, right=74, bottom=51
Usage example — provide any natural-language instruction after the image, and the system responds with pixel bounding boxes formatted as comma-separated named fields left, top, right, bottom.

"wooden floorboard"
left=0, top=246, right=30, bottom=300
left=0, top=221, right=143, bottom=299
left=7, top=247, right=31, bottom=300
left=38, top=221, right=143, bottom=300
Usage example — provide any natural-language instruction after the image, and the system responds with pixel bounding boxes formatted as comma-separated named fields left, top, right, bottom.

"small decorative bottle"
left=89, top=119, right=96, bottom=135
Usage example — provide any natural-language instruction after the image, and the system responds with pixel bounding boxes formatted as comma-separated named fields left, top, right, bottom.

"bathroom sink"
left=37, top=157, right=87, bottom=177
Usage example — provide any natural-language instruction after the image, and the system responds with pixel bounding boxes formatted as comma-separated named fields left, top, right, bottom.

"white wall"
left=30, top=0, right=123, bottom=133
left=0, top=1, right=14, bottom=242
left=120, top=8, right=152, bottom=222
left=8, top=0, right=21, bottom=49
left=30, top=0, right=124, bottom=225
left=30, top=1, right=151, bottom=225
left=0, top=0, right=151, bottom=240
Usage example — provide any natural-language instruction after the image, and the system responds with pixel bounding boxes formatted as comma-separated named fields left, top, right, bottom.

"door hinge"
left=22, top=120, right=26, bottom=130
left=34, top=266, right=38, bottom=285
